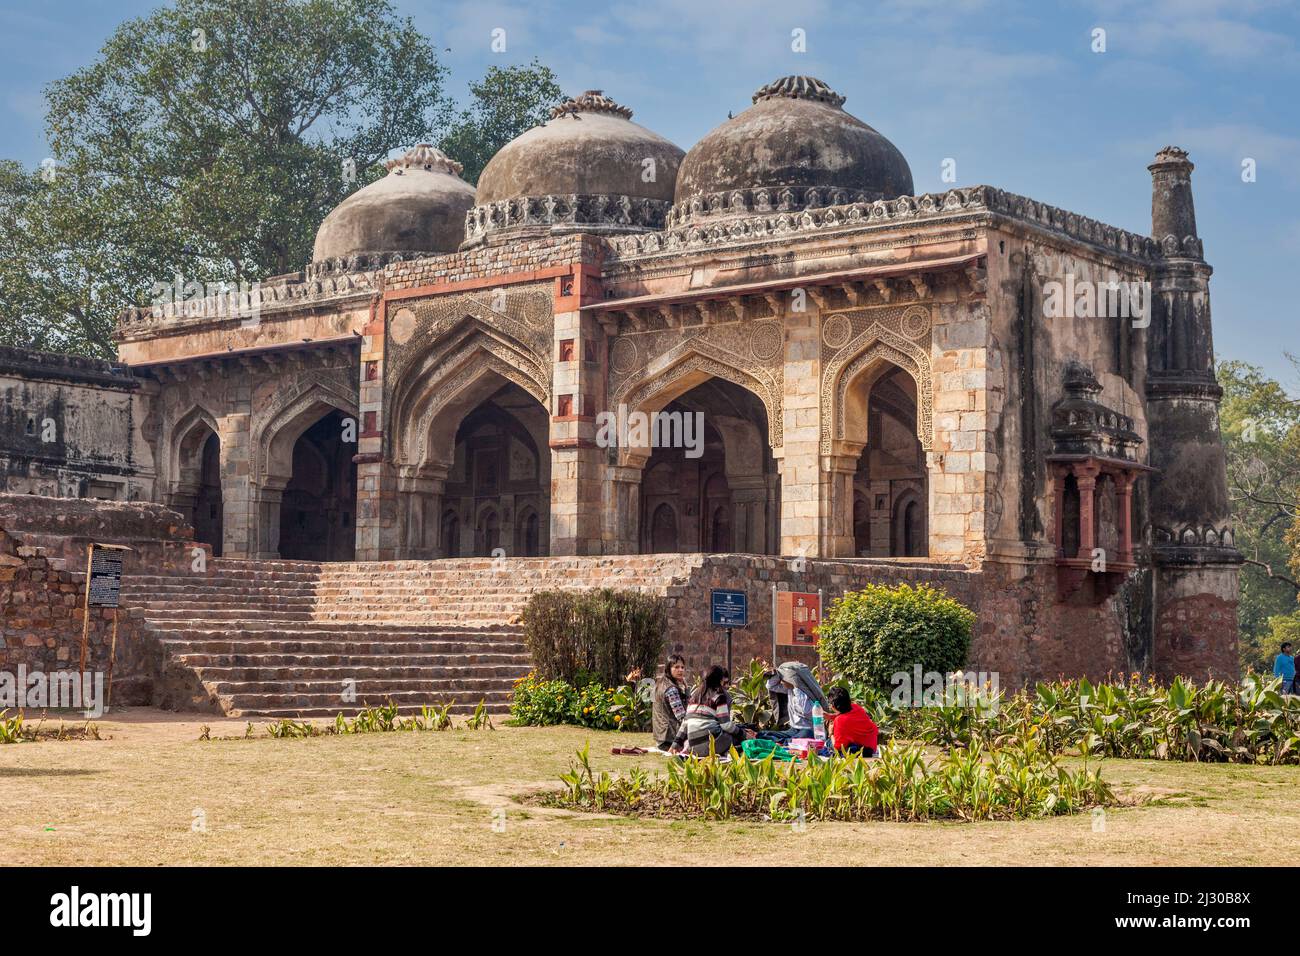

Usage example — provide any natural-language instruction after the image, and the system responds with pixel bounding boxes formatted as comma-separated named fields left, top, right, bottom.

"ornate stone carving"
left=610, top=337, right=638, bottom=374
left=612, top=185, right=1164, bottom=264
left=900, top=305, right=930, bottom=338
left=464, top=194, right=671, bottom=243
left=385, top=285, right=553, bottom=393
left=821, top=313, right=852, bottom=349
left=749, top=321, right=784, bottom=361
left=820, top=306, right=934, bottom=454
left=610, top=329, right=784, bottom=453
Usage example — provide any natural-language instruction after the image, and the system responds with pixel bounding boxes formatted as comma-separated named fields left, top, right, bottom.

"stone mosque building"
left=1, top=76, right=1241, bottom=695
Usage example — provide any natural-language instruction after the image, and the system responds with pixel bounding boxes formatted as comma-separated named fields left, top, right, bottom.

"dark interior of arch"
left=280, top=409, right=357, bottom=561
left=440, top=382, right=549, bottom=558
left=853, top=365, right=928, bottom=557
left=639, top=378, right=780, bottom=554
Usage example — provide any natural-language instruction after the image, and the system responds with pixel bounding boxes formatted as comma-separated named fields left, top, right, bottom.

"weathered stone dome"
left=312, top=144, right=475, bottom=265
left=670, top=76, right=913, bottom=224
left=464, top=91, right=684, bottom=247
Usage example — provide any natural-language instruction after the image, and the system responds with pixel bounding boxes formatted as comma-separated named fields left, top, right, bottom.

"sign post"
left=774, top=590, right=822, bottom=649
left=710, top=589, right=748, bottom=674
left=81, top=543, right=131, bottom=700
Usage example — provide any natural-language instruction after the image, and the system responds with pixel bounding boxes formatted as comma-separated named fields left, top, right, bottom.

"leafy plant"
left=610, top=679, right=655, bottom=733
left=465, top=699, right=495, bottom=731
left=729, top=659, right=777, bottom=729
left=818, top=583, right=975, bottom=692
left=550, top=739, right=1112, bottom=823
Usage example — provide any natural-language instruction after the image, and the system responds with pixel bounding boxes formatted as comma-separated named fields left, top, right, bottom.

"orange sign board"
left=775, top=591, right=820, bottom=646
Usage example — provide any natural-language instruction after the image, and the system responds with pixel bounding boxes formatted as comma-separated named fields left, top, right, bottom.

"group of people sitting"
left=651, top=654, right=879, bottom=758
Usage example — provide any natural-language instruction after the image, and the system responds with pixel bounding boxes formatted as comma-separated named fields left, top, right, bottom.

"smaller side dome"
left=311, top=144, right=475, bottom=268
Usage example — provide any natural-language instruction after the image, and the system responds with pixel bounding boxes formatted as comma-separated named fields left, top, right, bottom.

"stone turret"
left=1141, top=147, right=1241, bottom=678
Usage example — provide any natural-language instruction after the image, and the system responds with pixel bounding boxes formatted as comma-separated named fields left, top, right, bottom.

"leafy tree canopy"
left=1219, top=357, right=1300, bottom=673
left=0, top=0, right=560, bottom=358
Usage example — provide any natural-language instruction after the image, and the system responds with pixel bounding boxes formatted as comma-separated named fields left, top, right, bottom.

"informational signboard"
left=775, top=591, right=821, bottom=646
left=710, top=589, right=748, bottom=628
left=87, top=544, right=126, bottom=608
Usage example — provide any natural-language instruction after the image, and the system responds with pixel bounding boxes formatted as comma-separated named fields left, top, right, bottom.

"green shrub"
left=818, top=583, right=975, bottom=692
left=521, top=588, right=667, bottom=687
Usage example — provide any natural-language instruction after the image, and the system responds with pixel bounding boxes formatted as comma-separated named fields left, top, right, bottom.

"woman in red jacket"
left=827, top=685, right=878, bottom=756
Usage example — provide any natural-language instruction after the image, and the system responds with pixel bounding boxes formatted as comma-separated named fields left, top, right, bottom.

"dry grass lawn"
left=1, top=707, right=1292, bottom=866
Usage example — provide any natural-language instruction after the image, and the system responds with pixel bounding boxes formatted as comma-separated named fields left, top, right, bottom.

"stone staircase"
left=121, top=555, right=700, bottom=718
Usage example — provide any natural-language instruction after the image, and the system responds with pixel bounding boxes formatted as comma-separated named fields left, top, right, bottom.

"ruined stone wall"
left=0, top=495, right=204, bottom=705
left=984, top=229, right=1152, bottom=566
left=382, top=233, right=605, bottom=292
left=0, top=346, right=154, bottom=501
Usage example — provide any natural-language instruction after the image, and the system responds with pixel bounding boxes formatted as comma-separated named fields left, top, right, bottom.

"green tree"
left=0, top=0, right=560, bottom=359
left=1219, top=358, right=1300, bottom=674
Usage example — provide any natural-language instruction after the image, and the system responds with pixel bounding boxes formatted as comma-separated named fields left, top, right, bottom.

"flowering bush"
left=510, top=672, right=650, bottom=732
left=509, top=674, right=577, bottom=727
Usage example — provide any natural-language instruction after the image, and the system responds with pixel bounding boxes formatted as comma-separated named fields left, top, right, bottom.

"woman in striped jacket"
left=671, top=666, right=750, bottom=757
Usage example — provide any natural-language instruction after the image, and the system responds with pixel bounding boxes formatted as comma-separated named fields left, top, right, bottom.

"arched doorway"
left=172, top=415, right=223, bottom=556
left=193, top=433, right=223, bottom=557
left=850, top=365, right=928, bottom=557
left=440, top=509, right=461, bottom=558
left=278, top=409, right=357, bottom=561
left=636, top=378, right=779, bottom=555
left=649, top=503, right=679, bottom=553
left=438, top=383, right=549, bottom=558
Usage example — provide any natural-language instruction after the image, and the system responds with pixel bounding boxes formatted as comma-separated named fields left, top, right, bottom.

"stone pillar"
left=397, top=466, right=446, bottom=559
left=550, top=269, right=604, bottom=555
left=251, top=477, right=287, bottom=559
left=729, top=476, right=768, bottom=554
left=1144, top=146, right=1241, bottom=681
left=354, top=296, right=397, bottom=561
left=217, top=409, right=253, bottom=558
left=605, top=463, right=643, bottom=554
left=779, top=304, right=819, bottom=556
left=1071, top=461, right=1099, bottom=560
left=820, top=453, right=859, bottom=558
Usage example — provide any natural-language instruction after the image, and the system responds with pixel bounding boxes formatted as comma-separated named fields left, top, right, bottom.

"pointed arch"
left=390, top=321, right=549, bottom=471
left=821, top=320, right=933, bottom=455
left=254, top=380, right=358, bottom=481
left=165, top=403, right=220, bottom=493
left=611, top=343, right=781, bottom=466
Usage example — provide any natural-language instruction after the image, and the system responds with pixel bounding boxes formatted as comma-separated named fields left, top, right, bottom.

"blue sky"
left=1, top=0, right=1296, bottom=384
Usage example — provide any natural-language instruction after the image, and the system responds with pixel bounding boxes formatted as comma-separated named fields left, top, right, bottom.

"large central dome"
left=465, top=91, right=684, bottom=247
left=671, top=76, right=913, bottom=224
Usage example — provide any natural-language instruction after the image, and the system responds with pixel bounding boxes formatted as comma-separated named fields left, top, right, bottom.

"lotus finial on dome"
left=385, top=143, right=464, bottom=177
left=751, top=76, right=845, bottom=107
left=549, top=90, right=634, bottom=120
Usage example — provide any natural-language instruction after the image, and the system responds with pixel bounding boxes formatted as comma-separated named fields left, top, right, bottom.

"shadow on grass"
left=0, top=767, right=102, bottom=778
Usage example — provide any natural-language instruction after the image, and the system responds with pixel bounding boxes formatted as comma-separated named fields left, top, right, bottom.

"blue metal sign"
left=711, top=589, right=748, bottom=628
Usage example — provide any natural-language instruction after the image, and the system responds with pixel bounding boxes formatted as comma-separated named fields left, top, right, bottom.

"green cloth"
left=741, top=738, right=795, bottom=761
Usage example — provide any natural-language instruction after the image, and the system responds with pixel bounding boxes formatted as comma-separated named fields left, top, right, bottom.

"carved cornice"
left=464, top=194, right=670, bottom=244
left=613, top=185, right=1169, bottom=265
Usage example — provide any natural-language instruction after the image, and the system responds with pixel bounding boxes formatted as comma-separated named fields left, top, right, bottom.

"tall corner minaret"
left=1142, top=146, right=1241, bottom=680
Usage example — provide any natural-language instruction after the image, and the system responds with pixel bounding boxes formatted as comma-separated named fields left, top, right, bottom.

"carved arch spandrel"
left=822, top=319, right=934, bottom=454
left=611, top=344, right=783, bottom=467
left=163, top=403, right=221, bottom=493
left=253, top=375, right=359, bottom=480
left=384, top=286, right=553, bottom=393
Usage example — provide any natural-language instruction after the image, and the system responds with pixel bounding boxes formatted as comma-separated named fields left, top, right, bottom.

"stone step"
left=176, top=654, right=529, bottom=671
